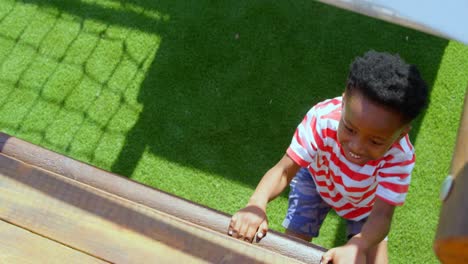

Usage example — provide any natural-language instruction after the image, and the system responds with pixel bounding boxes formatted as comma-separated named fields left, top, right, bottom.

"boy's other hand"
left=228, top=205, right=268, bottom=243
left=321, top=243, right=366, bottom=264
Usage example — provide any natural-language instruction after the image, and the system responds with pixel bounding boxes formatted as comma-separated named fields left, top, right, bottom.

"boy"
left=227, top=50, right=428, bottom=263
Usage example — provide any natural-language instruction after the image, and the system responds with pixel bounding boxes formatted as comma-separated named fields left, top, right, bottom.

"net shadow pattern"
left=0, top=1, right=164, bottom=170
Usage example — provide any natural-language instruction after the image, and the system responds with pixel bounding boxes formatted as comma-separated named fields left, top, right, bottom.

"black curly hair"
left=346, top=50, right=429, bottom=123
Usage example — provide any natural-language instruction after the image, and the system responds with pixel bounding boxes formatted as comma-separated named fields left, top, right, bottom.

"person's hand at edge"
left=228, top=204, right=268, bottom=243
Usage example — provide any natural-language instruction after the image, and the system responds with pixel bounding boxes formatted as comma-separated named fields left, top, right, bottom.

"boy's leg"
left=282, top=167, right=330, bottom=242
left=346, top=218, right=388, bottom=263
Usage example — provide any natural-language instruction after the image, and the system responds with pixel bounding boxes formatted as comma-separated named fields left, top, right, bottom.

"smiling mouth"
left=349, top=151, right=362, bottom=159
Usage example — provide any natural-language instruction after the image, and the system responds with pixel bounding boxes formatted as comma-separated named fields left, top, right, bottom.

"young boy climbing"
left=227, top=50, right=429, bottom=264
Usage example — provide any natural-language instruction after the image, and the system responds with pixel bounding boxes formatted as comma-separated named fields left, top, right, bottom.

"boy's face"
left=337, top=90, right=410, bottom=165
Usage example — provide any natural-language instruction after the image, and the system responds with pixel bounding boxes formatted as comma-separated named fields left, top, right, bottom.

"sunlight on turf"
left=0, top=0, right=167, bottom=170
left=83, top=0, right=170, bottom=22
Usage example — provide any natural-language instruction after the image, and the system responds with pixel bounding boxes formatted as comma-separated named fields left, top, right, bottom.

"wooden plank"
left=0, top=220, right=108, bottom=264
left=0, top=132, right=326, bottom=264
left=434, top=89, right=468, bottom=263
left=0, top=154, right=304, bottom=264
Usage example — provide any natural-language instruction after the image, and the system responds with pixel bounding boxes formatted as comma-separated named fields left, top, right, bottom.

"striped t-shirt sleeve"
left=375, top=152, right=415, bottom=206
left=287, top=107, right=321, bottom=167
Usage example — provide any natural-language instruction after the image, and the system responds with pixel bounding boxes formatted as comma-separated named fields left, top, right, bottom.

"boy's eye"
left=371, top=140, right=384, bottom=146
left=344, top=125, right=354, bottom=133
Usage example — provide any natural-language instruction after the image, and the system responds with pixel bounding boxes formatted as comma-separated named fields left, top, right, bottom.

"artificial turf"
left=0, top=0, right=467, bottom=263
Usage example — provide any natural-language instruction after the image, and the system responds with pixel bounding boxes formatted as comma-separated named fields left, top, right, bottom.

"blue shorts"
left=282, top=167, right=367, bottom=239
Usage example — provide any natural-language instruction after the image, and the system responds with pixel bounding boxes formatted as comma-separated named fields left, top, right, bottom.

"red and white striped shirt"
left=287, top=97, right=415, bottom=221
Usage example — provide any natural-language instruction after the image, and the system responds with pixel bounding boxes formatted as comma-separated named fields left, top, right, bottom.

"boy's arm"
left=321, top=198, right=395, bottom=264
left=228, top=153, right=301, bottom=242
left=249, top=153, right=301, bottom=207
left=348, top=198, right=395, bottom=251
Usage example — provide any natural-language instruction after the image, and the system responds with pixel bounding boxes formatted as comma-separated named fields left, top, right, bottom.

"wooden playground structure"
left=0, top=132, right=326, bottom=263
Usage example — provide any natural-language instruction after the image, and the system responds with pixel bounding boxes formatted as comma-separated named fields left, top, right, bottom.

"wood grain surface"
left=0, top=220, right=108, bottom=264
left=0, top=132, right=326, bottom=264
left=0, top=153, right=304, bottom=264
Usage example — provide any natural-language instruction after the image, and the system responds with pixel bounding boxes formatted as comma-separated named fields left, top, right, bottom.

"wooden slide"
left=0, top=133, right=326, bottom=263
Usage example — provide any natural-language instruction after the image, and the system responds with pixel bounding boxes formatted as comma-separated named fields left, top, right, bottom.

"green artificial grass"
left=1, top=0, right=467, bottom=262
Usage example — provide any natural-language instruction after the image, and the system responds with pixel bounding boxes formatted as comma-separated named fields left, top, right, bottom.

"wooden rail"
left=0, top=133, right=326, bottom=263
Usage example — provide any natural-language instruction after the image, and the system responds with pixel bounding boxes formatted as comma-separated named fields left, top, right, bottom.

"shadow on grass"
left=12, top=0, right=448, bottom=245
